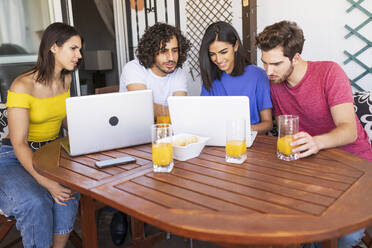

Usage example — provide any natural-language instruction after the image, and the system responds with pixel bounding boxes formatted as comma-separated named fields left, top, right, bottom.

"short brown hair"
left=256, top=20, right=304, bottom=60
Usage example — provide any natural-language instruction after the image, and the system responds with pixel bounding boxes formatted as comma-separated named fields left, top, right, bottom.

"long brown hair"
left=199, top=21, right=249, bottom=92
left=28, top=22, right=82, bottom=87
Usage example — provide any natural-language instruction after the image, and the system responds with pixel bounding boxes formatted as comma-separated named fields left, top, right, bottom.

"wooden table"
left=33, top=135, right=372, bottom=248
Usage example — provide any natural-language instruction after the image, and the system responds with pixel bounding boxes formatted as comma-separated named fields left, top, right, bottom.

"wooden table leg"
left=129, top=216, right=166, bottom=248
left=131, top=216, right=145, bottom=242
left=217, top=243, right=302, bottom=248
left=323, top=238, right=338, bottom=248
left=362, top=231, right=372, bottom=248
left=80, top=194, right=98, bottom=248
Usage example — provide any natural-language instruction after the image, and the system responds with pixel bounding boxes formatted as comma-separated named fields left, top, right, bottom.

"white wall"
left=257, top=0, right=372, bottom=91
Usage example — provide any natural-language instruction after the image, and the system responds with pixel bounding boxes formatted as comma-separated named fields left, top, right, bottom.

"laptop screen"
left=168, top=96, right=256, bottom=147
left=65, top=90, right=154, bottom=156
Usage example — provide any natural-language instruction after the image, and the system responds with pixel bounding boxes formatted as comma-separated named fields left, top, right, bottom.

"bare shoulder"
left=9, top=73, right=35, bottom=94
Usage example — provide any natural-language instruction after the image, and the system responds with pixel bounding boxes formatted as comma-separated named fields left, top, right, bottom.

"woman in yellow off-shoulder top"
left=0, top=23, right=83, bottom=248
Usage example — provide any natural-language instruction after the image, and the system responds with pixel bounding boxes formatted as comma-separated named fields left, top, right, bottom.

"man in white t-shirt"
left=120, top=23, right=191, bottom=118
left=111, top=23, right=190, bottom=246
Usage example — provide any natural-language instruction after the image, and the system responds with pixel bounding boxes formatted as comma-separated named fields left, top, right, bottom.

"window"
left=0, top=0, right=51, bottom=63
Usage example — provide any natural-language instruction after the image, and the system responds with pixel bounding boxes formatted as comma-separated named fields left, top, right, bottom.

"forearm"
left=313, top=123, right=357, bottom=151
left=13, top=143, right=52, bottom=187
left=251, top=120, right=273, bottom=134
left=252, top=109, right=273, bottom=134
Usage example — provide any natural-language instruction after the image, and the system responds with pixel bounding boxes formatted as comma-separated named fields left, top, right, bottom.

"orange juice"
left=156, top=115, right=171, bottom=124
left=277, top=135, right=295, bottom=155
left=152, top=143, right=173, bottom=166
left=226, top=140, right=247, bottom=157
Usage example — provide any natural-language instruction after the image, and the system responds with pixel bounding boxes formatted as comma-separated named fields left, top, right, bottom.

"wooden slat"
left=175, top=162, right=336, bottom=204
left=101, top=150, right=150, bottom=166
left=188, top=157, right=350, bottom=191
left=204, top=147, right=363, bottom=178
left=116, top=181, right=210, bottom=210
left=198, top=153, right=357, bottom=185
left=118, top=148, right=152, bottom=160
left=43, top=167, right=102, bottom=192
left=131, top=176, right=256, bottom=212
left=166, top=168, right=327, bottom=215
left=60, top=158, right=110, bottom=180
left=146, top=172, right=306, bottom=215
left=61, top=150, right=124, bottom=175
left=182, top=158, right=343, bottom=198
left=91, top=181, right=170, bottom=220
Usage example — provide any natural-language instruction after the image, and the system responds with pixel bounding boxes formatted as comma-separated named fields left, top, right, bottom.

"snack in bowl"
left=172, top=135, right=198, bottom=147
left=172, top=134, right=209, bottom=161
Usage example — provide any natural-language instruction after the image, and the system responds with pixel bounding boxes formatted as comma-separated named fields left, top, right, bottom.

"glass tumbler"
left=277, top=115, right=299, bottom=161
left=152, top=124, right=174, bottom=172
left=225, top=119, right=247, bottom=164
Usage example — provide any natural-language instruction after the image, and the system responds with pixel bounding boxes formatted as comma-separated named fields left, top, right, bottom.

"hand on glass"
left=291, top=131, right=321, bottom=158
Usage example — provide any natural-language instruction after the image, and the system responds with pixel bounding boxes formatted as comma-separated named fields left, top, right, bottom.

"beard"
left=269, top=64, right=294, bottom=84
left=154, top=60, right=177, bottom=75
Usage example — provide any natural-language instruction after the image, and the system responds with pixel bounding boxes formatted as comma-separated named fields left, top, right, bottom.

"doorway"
left=68, top=0, right=118, bottom=95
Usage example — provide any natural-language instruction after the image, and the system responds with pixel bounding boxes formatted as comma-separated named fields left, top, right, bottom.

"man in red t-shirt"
left=256, top=20, right=372, bottom=162
left=256, top=20, right=371, bottom=248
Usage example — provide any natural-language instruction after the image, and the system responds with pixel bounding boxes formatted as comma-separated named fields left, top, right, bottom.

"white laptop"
left=63, top=90, right=154, bottom=156
left=168, top=96, right=257, bottom=147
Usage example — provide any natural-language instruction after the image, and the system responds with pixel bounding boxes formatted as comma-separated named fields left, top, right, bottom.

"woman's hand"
left=41, top=178, right=75, bottom=205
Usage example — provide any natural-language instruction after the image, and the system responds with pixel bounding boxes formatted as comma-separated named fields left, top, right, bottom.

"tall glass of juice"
left=152, top=124, right=174, bottom=172
left=277, top=115, right=299, bottom=161
left=225, top=119, right=247, bottom=164
left=156, top=104, right=171, bottom=124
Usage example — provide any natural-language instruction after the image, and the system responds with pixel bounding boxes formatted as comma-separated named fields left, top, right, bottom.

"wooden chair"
left=0, top=212, right=21, bottom=248
left=94, top=85, right=119, bottom=94
left=353, top=91, right=372, bottom=144
left=353, top=91, right=372, bottom=248
left=0, top=103, right=21, bottom=248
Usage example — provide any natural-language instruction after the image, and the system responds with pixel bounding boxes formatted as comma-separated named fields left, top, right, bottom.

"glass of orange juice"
left=152, top=124, right=174, bottom=172
left=156, top=104, right=171, bottom=124
left=225, top=119, right=247, bottom=164
left=277, top=115, right=299, bottom=161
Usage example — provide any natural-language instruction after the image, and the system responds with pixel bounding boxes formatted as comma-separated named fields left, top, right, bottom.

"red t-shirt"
left=271, top=61, right=372, bottom=161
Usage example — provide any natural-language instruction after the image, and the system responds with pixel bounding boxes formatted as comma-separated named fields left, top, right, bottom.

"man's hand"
left=291, top=132, right=321, bottom=158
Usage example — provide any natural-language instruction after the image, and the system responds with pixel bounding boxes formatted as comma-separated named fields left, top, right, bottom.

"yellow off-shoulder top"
left=5, top=90, right=70, bottom=142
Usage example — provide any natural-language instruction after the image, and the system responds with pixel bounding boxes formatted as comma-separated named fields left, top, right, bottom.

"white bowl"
left=172, top=133, right=209, bottom=161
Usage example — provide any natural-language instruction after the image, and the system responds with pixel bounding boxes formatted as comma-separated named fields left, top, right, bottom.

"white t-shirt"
left=119, top=59, right=188, bottom=105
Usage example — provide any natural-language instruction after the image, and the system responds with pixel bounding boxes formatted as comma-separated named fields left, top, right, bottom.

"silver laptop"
left=168, top=96, right=257, bottom=147
left=63, top=90, right=154, bottom=156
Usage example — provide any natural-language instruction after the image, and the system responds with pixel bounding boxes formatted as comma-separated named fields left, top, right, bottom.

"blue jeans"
left=306, top=228, right=365, bottom=248
left=0, top=145, right=80, bottom=248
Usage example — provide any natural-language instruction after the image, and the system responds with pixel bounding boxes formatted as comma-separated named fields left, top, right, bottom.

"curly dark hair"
left=256, top=20, right=304, bottom=60
left=136, top=23, right=190, bottom=69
